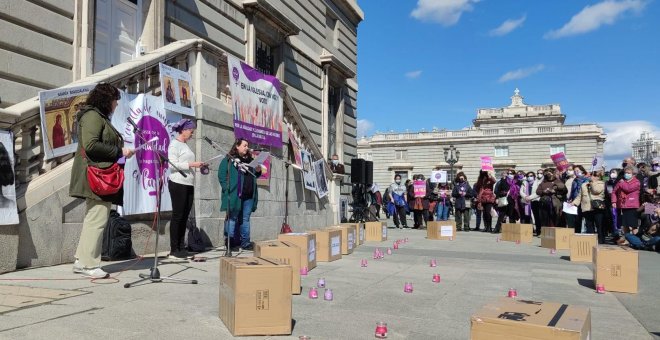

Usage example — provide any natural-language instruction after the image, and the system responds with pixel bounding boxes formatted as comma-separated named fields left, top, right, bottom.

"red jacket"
left=611, top=177, right=641, bottom=209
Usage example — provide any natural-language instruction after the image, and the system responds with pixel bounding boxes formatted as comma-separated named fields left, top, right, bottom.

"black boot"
left=224, top=237, right=232, bottom=257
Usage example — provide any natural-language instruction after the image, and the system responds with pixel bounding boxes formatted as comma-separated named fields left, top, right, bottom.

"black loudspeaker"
left=365, top=161, right=373, bottom=185
left=351, top=158, right=366, bottom=184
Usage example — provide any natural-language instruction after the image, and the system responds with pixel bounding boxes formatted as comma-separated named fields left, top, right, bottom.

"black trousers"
left=482, top=203, right=494, bottom=230
left=583, top=210, right=605, bottom=244
left=393, top=205, right=408, bottom=227
left=168, top=180, right=194, bottom=252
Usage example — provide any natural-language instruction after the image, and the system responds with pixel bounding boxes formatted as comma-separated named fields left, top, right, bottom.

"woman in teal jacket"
left=218, top=138, right=262, bottom=251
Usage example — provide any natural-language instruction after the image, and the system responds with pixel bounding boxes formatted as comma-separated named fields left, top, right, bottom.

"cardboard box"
left=593, top=245, right=639, bottom=293
left=310, top=229, right=342, bottom=262
left=365, top=221, right=387, bottom=242
left=341, top=223, right=363, bottom=246
left=570, top=234, right=598, bottom=262
left=541, top=227, right=574, bottom=250
left=427, top=221, right=456, bottom=240
left=330, top=225, right=356, bottom=255
left=471, top=297, right=591, bottom=340
left=501, top=223, right=533, bottom=243
left=277, top=233, right=317, bottom=270
left=254, top=241, right=301, bottom=294
left=219, top=257, right=292, bottom=336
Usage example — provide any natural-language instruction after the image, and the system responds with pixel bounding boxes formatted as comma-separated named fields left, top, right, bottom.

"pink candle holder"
left=393, top=243, right=399, bottom=250
left=375, top=322, right=388, bottom=338
left=507, top=288, right=518, bottom=298
left=373, top=250, right=379, bottom=259
left=432, top=274, right=441, bottom=283
left=596, top=283, right=605, bottom=294
left=300, top=266, right=309, bottom=275
left=324, top=288, right=333, bottom=301
left=550, top=248, right=557, bottom=254
left=404, top=282, right=413, bottom=293
left=430, top=259, right=437, bottom=267
left=317, top=278, right=326, bottom=288
left=299, top=336, right=311, bottom=340
left=405, top=237, right=409, bottom=242
left=496, top=237, right=500, bottom=242
left=361, top=259, right=368, bottom=267
left=515, top=239, right=521, bottom=245
left=308, top=287, right=318, bottom=299
left=387, top=248, right=392, bottom=255
left=449, top=236, right=453, bottom=241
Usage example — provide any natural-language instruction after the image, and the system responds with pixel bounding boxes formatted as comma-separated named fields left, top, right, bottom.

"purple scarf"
left=507, top=177, right=520, bottom=201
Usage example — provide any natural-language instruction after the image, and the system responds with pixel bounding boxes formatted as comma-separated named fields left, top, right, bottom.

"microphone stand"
left=124, top=118, right=198, bottom=288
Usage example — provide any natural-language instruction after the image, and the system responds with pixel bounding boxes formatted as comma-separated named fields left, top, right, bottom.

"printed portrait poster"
left=39, top=84, right=95, bottom=159
left=252, top=150, right=271, bottom=186
left=551, top=152, right=571, bottom=172
left=313, top=159, right=328, bottom=199
left=227, top=56, right=283, bottom=148
left=0, top=130, right=19, bottom=225
left=111, top=93, right=181, bottom=215
left=301, top=149, right=316, bottom=191
left=288, top=128, right=303, bottom=168
left=159, top=63, right=195, bottom=116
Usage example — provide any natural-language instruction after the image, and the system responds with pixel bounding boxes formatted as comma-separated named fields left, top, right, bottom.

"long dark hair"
left=85, top=83, right=120, bottom=116
left=0, top=141, right=14, bottom=186
left=229, top=138, right=249, bottom=158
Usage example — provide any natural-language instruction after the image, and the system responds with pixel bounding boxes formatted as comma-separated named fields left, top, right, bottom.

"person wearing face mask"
left=567, top=165, right=589, bottom=233
left=452, top=172, right=475, bottom=231
left=410, top=174, right=430, bottom=229
left=389, top=174, right=408, bottom=229
left=605, top=168, right=622, bottom=240
left=494, top=169, right=521, bottom=233
left=636, top=162, right=658, bottom=204
left=435, top=182, right=451, bottom=221
left=573, top=170, right=606, bottom=244
left=519, top=171, right=539, bottom=225
left=611, top=166, right=641, bottom=235
left=475, top=170, right=497, bottom=232
left=536, top=168, right=568, bottom=229
left=329, top=154, right=345, bottom=174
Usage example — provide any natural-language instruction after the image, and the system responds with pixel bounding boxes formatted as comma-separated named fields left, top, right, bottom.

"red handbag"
left=82, top=149, right=124, bottom=196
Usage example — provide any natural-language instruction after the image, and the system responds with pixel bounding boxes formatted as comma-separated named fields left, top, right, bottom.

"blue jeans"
left=225, top=198, right=254, bottom=248
left=625, top=234, right=660, bottom=250
left=436, top=203, right=449, bottom=221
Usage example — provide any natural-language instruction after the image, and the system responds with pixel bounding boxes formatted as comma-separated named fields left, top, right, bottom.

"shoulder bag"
left=82, top=149, right=124, bottom=196
left=587, top=184, right=605, bottom=210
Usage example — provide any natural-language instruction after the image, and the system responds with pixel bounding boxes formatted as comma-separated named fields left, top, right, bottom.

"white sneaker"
left=72, top=260, right=84, bottom=273
left=78, top=267, right=109, bottom=279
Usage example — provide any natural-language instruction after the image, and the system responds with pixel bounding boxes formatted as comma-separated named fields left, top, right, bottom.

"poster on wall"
left=159, top=63, right=195, bottom=116
left=227, top=56, right=283, bottom=148
left=288, top=128, right=303, bottom=168
left=252, top=150, right=272, bottom=186
left=0, top=130, right=19, bottom=225
left=39, top=84, right=95, bottom=159
left=313, top=159, right=328, bottom=199
left=110, top=93, right=181, bottom=215
left=301, top=149, right=316, bottom=191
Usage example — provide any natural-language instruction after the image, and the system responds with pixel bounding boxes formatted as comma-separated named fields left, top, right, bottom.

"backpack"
left=102, top=210, right=134, bottom=261
left=186, top=213, right=207, bottom=252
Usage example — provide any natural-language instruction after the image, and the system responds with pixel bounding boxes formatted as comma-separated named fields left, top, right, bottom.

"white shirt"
left=168, top=139, right=195, bottom=186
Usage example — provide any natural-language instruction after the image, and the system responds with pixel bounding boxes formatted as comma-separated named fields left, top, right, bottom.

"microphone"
left=249, top=147, right=266, bottom=153
left=203, top=136, right=213, bottom=145
left=127, top=117, right=140, bottom=132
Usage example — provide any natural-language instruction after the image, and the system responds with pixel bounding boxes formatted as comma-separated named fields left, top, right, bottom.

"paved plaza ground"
left=0, top=219, right=659, bottom=339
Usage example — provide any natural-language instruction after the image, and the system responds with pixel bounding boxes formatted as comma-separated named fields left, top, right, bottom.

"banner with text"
left=551, top=152, right=571, bottom=172
left=413, top=180, right=427, bottom=198
left=228, top=56, right=283, bottom=148
left=480, top=156, right=494, bottom=171
left=430, top=170, right=447, bottom=183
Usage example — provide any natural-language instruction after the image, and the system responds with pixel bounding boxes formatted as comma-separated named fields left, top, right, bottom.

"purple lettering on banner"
left=233, top=120, right=282, bottom=147
left=135, top=116, right=170, bottom=196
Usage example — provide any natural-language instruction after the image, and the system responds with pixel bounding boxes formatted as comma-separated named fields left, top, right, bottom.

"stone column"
left=328, top=173, right=346, bottom=224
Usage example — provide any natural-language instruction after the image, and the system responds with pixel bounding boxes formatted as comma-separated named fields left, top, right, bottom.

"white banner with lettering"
left=111, top=94, right=181, bottom=215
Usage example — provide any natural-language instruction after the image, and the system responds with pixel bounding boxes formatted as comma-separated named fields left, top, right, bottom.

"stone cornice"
left=243, top=0, right=301, bottom=36
left=320, top=50, right=356, bottom=79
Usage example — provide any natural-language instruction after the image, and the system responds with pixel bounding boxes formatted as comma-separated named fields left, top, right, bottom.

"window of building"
left=494, top=146, right=509, bottom=157
left=395, top=149, right=407, bottom=160
left=255, top=38, right=275, bottom=76
left=550, top=144, right=565, bottom=155
left=327, top=85, right=342, bottom=157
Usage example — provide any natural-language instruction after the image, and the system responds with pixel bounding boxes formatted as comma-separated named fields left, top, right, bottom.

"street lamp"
left=444, top=145, right=460, bottom=184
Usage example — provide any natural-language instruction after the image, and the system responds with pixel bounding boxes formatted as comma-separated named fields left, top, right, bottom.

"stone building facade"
left=357, top=89, right=606, bottom=190
left=632, top=132, right=659, bottom=164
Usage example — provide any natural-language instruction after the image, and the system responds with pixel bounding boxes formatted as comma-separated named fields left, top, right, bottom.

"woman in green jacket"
left=218, top=138, right=262, bottom=252
left=69, top=84, right=134, bottom=278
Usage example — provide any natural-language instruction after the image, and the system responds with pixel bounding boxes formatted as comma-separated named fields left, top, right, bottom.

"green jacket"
left=218, top=156, right=259, bottom=213
left=69, top=106, right=124, bottom=205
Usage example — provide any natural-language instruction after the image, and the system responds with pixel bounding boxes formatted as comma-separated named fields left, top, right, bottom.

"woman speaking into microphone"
left=218, top=138, right=264, bottom=252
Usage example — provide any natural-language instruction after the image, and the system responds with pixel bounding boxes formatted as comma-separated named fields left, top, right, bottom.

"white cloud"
left=410, top=0, right=480, bottom=26
left=498, top=64, right=545, bottom=83
left=601, top=120, right=660, bottom=164
left=357, top=119, right=375, bottom=138
left=489, top=15, right=527, bottom=36
left=405, top=70, right=423, bottom=79
left=545, top=0, right=647, bottom=39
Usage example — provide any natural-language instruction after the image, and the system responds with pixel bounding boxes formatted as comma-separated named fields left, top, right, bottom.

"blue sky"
left=355, top=0, right=660, bottom=163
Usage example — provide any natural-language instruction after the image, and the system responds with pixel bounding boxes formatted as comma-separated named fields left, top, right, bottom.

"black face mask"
left=545, top=174, right=552, bottom=180
left=622, top=163, right=628, bottom=168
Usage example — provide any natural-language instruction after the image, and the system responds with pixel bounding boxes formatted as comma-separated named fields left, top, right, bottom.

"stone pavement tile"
left=0, top=304, right=100, bottom=332
left=0, top=305, right=17, bottom=313
left=0, top=294, right=53, bottom=308
left=591, top=306, right=654, bottom=340
left=0, top=285, right=87, bottom=299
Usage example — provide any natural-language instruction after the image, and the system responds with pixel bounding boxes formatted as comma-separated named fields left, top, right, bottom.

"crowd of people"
left=380, top=158, right=660, bottom=252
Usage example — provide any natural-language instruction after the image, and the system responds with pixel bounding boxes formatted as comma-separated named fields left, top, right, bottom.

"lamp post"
left=443, top=145, right=460, bottom=184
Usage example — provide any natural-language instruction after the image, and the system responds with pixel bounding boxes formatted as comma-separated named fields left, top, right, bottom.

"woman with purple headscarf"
left=167, top=118, right=207, bottom=258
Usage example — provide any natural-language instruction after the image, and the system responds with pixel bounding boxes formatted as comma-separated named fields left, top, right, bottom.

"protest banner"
left=0, top=130, right=18, bottom=225
left=480, top=156, right=494, bottom=171
left=551, top=152, right=571, bottom=172
left=413, top=180, right=427, bottom=198
left=430, top=170, right=447, bottom=183
left=159, top=63, right=194, bottom=116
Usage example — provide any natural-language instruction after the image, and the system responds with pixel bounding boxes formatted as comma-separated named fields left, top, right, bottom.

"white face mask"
left=537, top=173, right=543, bottom=179
left=331, top=159, right=339, bottom=165
left=507, top=174, right=514, bottom=180
left=567, top=170, right=575, bottom=177
left=527, top=176, right=535, bottom=182
left=395, top=180, right=401, bottom=184
left=610, top=173, right=617, bottom=178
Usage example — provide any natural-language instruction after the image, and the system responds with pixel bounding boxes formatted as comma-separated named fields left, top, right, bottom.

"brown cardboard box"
left=570, top=234, right=598, bottom=262
left=277, top=233, right=317, bottom=270
left=219, top=257, right=292, bottom=336
left=593, top=245, right=638, bottom=293
left=365, top=221, right=387, bottom=241
left=310, top=229, right=342, bottom=262
left=427, top=221, right=456, bottom=240
left=541, top=227, right=574, bottom=250
left=501, top=223, right=533, bottom=243
left=254, top=241, right=302, bottom=294
left=471, top=297, right=591, bottom=340
left=330, top=225, right=356, bottom=255
left=341, top=223, right=363, bottom=246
